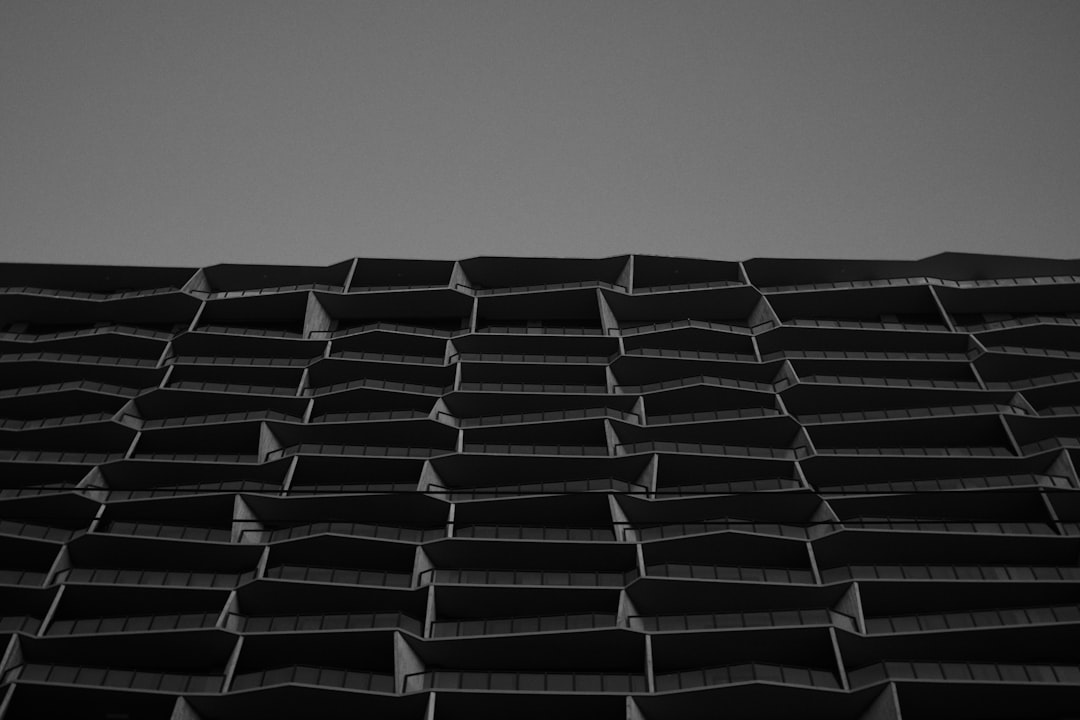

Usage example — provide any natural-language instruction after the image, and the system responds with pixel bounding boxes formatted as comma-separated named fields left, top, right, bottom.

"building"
left=1, top=253, right=1079, bottom=720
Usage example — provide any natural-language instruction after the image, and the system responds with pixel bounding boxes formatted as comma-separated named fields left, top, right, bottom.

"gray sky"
left=2, top=1, right=1078, bottom=266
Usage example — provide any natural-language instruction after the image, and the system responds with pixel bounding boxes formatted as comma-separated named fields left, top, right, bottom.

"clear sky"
left=2, top=1, right=1078, bottom=266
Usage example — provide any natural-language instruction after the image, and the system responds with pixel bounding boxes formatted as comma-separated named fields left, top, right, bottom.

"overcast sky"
left=2, top=1, right=1078, bottom=266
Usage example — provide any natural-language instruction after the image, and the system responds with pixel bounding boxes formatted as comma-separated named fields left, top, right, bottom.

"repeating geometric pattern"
left=1, top=253, right=1079, bottom=720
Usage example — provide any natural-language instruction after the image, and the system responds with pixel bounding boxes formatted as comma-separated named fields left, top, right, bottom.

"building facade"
left=1, top=253, right=1079, bottom=720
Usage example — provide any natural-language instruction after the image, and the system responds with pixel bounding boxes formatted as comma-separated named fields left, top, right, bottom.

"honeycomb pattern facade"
left=1, top=253, right=1080, bottom=719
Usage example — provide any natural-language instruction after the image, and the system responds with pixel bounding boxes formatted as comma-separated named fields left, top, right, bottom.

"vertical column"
left=412, top=547, right=435, bottom=589
left=221, top=636, right=244, bottom=693
left=217, top=590, right=240, bottom=631
left=603, top=419, right=620, bottom=457
left=423, top=584, right=437, bottom=639
left=805, top=541, right=823, bottom=585
left=608, top=494, right=632, bottom=542
left=927, top=284, right=956, bottom=332
left=232, top=496, right=265, bottom=544
left=257, top=423, right=282, bottom=464
left=394, top=632, right=426, bottom=694
left=643, top=633, right=655, bottom=693
left=302, top=292, right=332, bottom=338
left=342, top=258, right=359, bottom=292
left=638, top=455, right=658, bottom=496
left=832, top=582, right=867, bottom=634
left=597, top=289, right=619, bottom=337
left=615, top=256, right=634, bottom=294
left=828, top=627, right=850, bottom=690
left=38, top=585, right=65, bottom=637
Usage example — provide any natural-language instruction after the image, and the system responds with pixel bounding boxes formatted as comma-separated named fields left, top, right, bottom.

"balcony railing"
left=616, top=319, right=757, bottom=336
left=617, top=442, right=796, bottom=460
left=0, top=284, right=182, bottom=300
left=132, top=409, right=301, bottom=429
left=350, top=282, right=450, bottom=292
left=306, top=378, right=450, bottom=396
left=0, top=615, right=41, bottom=633
left=0, top=351, right=158, bottom=367
left=986, top=370, right=1080, bottom=390
left=784, top=318, right=948, bottom=332
left=0, top=519, right=80, bottom=542
left=821, top=565, right=1080, bottom=583
left=760, top=349, right=974, bottom=362
left=0, top=324, right=175, bottom=341
left=865, top=604, right=1080, bottom=634
left=264, top=565, right=412, bottom=588
left=233, top=611, right=422, bottom=635
left=1021, top=437, right=1080, bottom=454
left=625, top=348, right=756, bottom=362
left=800, top=374, right=981, bottom=390
left=631, top=608, right=856, bottom=633
left=0, top=570, right=48, bottom=586
left=653, top=478, right=804, bottom=495
left=453, top=525, right=617, bottom=542
left=55, top=568, right=257, bottom=588
left=655, top=662, right=840, bottom=691
left=647, top=407, right=779, bottom=425
left=431, top=613, right=617, bottom=638
left=0, top=483, right=81, bottom=498
left=102, top=480, right=283, bottom=499
left=461, top=279, right=626, bottom=296
left=452, top=352, right=613, bottom=365
left=266, top=444, right=444, bottom=461
left=633, top=279, right=744, bottom=293
left=0, top=412, right=117, bottom=430
left=330, top=350, right=446, bottom=365
left=419, top=568, right=636, bottom=587
left=760, top=273, right=1080, bottom=293
left=458, top=382, right=608, bottom=394
left=286, top=482, right=418, bottom=495
left=838, top=518, right=1055, bottom=536
left=646, top=564, right=814, bottom=584
left=476, top=326, right=604, bottom=336
left=5, top=664, right=224, bottom=693
left=984, top=345, right=1080, bottom=360
left=445, top=407, right=640, bottom=427
left=191, top=283, right=342, bottom=299
left=632, top=521, right=817, bottom=541
left=848, top=660, right=1080, bottom=688
left=958, top=314, right=1080, bottom=332
left=47, top=612, right=220, bottom=636
left=431, top=478, right=648, bottom=499
left=1039, top=406, right=1080, bottom=417
left=797, top=403, right=1028, bottom=425
left=0, top=380, right=140, bottom=399
left=259, top=522, right=444, bottom=543
left=405, top=670, right=647, bottom=693
left=617, top=375, right=776, bottom=394
left=170, top=355, right=312, bottom=367
left=461, top=444, right=609, bottom=457
left=0, top=450, right=125, bottom=464
left=194, top=325, right=303, bottom=339
left=310, top=322, right=468, bottom=340
left=231, top=665, right=395, bottom=693
left=817, top=473, right=1072, bottom=494
left=169, top=380, right=298, bottom=396
left=100, top=521, right=233, bottom=543
left=311, top=410, right=430, bottom=424
left=130, top=452, right=259, bottom=464
left=814, top=446, right=1012, bottom=458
